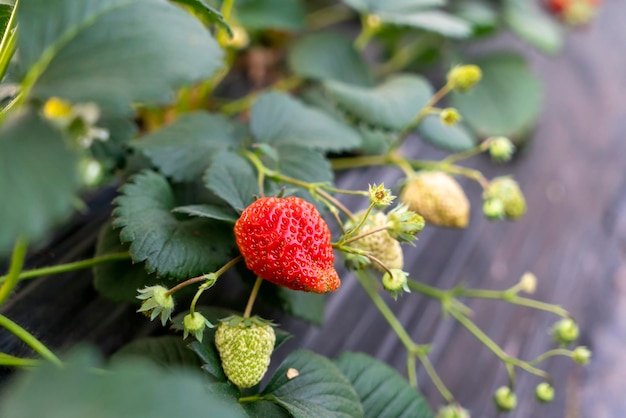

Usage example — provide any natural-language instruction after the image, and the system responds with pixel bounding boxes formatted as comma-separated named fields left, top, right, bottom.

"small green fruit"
left=572, top=346, right=591, bottom=365
left=535, top=382, right=555, bottom=403
left=551, top=318, right=579, bottom=345
left=493, top=386, right=517, bottom=411
left=485, top=177, right=526, bottom=220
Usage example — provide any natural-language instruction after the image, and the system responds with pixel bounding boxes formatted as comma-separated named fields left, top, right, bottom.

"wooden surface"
left=1, top=3, right=625, bottom=417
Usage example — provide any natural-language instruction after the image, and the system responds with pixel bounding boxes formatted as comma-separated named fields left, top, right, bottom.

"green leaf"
left=342, top=0, right=444, bottom=13
left=416, top=114, right=475, bottom=152
left=171, top=0, right=232, bottom=36
left=242, top=400, right=292, bottom=417
left=173, top=204, right=239, bottom=223
left=451, top=53, right=542, bottom=139
left=335, top=352, right=434, bottom=418
left=275, top=287, right=326, bottom=326
left=0, top=349, right=248, bottom=418
left=504, top=0, right=563, bottom=54
left=0, top=3, right=11, bottom=36
left=263, top=350, right=364, bottom=418
left=204, top=151, right=259, bottom=212
left=276, top=145, right=333, bottom=184
left=93, top=221, right=158, bottom=303
left=342, top=0, right=470, bottom=38
left=112, top=336, right=203, bottom=370
left=356, top=124, right=396, bottom=155
left=113, top=170, right=234, bottom=278
left=236, top=0, right=306, bottom=31
left=20, top=0, right=223, bottom=115
left=376, top=10, right=472, bottom=38
left=324, top=75, right=433, bottom=131
left=288, top=32, right=373, bottom=86
left=250, top=92, right=361, bottom=152
left=133, top=112, right=236, bottom=182
left=0, top=109, right=79, bottom=254
left=453, top=0, right=498, bottom=33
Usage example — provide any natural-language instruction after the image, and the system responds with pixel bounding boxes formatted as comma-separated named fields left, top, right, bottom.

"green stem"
left=529, top=348, right=573, bottom=366
left=0, top=353, right=41, bottom=368
left=341, top=202, right=375, bottom=242
left=354, top=15, right=379, bottom=51
left=0, top=0, right=18, bottom=82
left=239, top=394, right=263, bottom=403
left=0, top=252, right=131, bottom=286
left=441, top=140, right=491, bottom=165
left=0, top=314, right=62, bottom=366
left=406, top=279, right=447, bottom=300
left=340, top=225, right=390, bottom=246
left=407, top=354, right=417, bottom=388
left=166, top=255, right=242, bottom=296
left=456, top=288, right=570, bottom=317
left=243, top=276, right=263, bottom=318
left=331, top=154, right=389, bottom=171
left=0, top=236, right=27, bottom=306
left=356, top=270, right=454, bottom=402
left=355, top=270, right=415, bottom=351
left=448, top=307, right=508, bottom=361
left=375, top=34, right=437, bottom=78
left=415, top=349, right=454, bottom=403
left=217, top=0, right=235, bottom=47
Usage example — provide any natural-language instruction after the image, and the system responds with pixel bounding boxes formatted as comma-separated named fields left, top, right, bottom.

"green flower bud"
left=382, top=269, right=410, bottom=300
left=447, top=65, right=482, bottom=92
left=551, top=318, right=579, bottom=345
left=489, top=136, right=515, bottom=162
left=437, top=404, right=470, bottom=418
left=137, top=285, right=175, bottom=326
left=77, top=157, right=104, bottom=188
left=493, top=386, right=517, bottom=412
left=572, top=346, right=591, bottom=365
left=535, top=382, right=555, bottom=403
left=482, top=198, right=505, bottom=220
left=183, top=312, right=213, bottom=341
left=485, top=177, right=526, bottom=220
left=440, top=108, right=462, bottom=127
left=386, top=204, right=425, bottom=243
left=369, top=183, right=395, bottom=207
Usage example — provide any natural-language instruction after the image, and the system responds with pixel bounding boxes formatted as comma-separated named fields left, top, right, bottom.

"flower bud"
left=183, top=312, right=213, bottom=341
left=447, top=65, right=482, bottom=92
left=137, top=285, right=175, bottom=326
left=226, top=26, right=250, bottom=49
left=485, top=177, right=526, bottom=220
left=493, top=386, right=517, bottom=412
left=535, top=382, right=555, bottom=403
left=386, top=204, right=425, bottom=243
left=369, top=183, right=395, bottom=207
left=437, top=404, right=470, bottom=418
left=77, top=157, right=105, bottom=188
left=488, top=136, right=515, bottom=162
left=518, top=272, right=537, bottom=294
left=572, top=346, right=591, bottom=365
left=382, top=269, right=410, bottom=300
left=551, top=318, right=579, bottom=345
left=482, top=198, right=505, bottom=221
left=440, top=108, right=462, bottom=126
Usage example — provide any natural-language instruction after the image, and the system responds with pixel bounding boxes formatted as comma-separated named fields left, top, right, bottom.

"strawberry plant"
left=0, top=0, right=599, bottom=416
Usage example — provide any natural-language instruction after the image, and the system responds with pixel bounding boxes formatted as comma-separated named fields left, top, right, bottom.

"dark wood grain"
left=1, top=3, right=625, bottom=417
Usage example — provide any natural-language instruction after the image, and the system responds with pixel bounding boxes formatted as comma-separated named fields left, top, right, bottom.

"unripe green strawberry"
left=346, top=212, right=404, bottom=272
left=485, top=177, right=526, bottom=220
left=214, top=316, right=276, bottom=389
left=535, top=382, right=555, bottom=403
left=234, top=196, right=340, bottom=293
left=401, top=172, right=470, bottom=228
left=493, top=386, right=517, bottom=412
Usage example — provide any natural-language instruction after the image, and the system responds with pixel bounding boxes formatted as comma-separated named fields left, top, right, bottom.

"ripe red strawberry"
left=546, top=0, right=601, bottom=25
left=234, top=196, right=340, bottom=293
